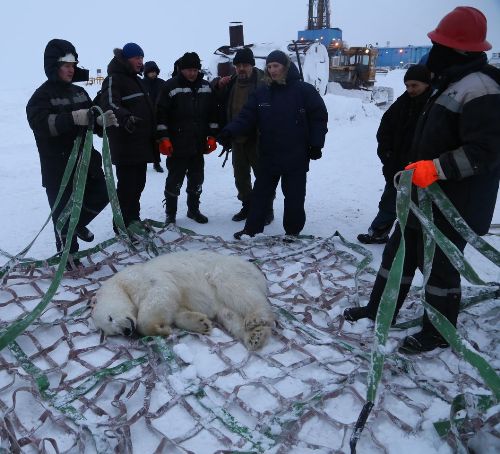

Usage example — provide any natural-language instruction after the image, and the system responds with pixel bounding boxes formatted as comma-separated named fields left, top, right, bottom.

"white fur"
left=92, top=251, right=274, bottom=350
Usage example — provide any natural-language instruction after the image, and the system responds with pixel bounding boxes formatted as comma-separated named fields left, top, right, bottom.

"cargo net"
left=0, top=229, right=498, bottom=453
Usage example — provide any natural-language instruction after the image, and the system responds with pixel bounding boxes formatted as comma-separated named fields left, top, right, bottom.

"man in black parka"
left=357, top=65, right=431, bottom=244
left=26, top=39, right=114, bottom=263
left=100, top=43, right=156, bottom=228
left=344, top=7, right=500, bottom=353
left=156, top=52, right=218, bottom=225
left=142, top=60, right=165, bottom=173
left=218, top=50, right=328, bottom=239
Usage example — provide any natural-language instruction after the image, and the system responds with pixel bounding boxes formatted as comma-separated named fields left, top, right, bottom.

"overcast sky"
left=2, top=0, right=499, bottom=87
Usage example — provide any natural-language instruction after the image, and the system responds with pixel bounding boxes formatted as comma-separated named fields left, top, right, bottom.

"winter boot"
left=232, top=201, right=250, bottom=222
left=234, top=229, right=255, bottom=240
left=163, top=195, right=178, bottom=226
left=343, top=306, right=375, bottom=322
left=399, top=294, right=454, bottom=353
left=357, top=225, right=392, bottom=244
left=76, top=226, right=94, bottom=242
left=187, top=194, right=208, bottom=224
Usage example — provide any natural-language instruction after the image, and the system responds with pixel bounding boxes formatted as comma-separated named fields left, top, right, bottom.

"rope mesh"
left=0, top=229, right=498, bottom=453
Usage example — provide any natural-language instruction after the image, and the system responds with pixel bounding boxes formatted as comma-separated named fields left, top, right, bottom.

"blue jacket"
left=223, top=63, right=328, bottom=172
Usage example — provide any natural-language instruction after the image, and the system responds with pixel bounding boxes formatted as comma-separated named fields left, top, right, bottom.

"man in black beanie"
left=218, top=50, right=328, bottom=240
left=357, top=64, right=431, bottom=244
left=100, top=43, right=156, bottom=231
left=345, top=7, right=500, bottom=354
left=156, top=52, right=218, bottom=225
left=212, top=47, right=274, bottom=224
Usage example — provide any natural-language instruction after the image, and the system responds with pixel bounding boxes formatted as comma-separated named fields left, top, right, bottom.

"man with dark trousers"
left=344, top=7, right=500, bottom=353
left=217, top=50, right=328, bottom=240
left=142, top=60, right=165, bottom=173
left=27, top=39, right=115, bottom=268
left=357, top=65, right=431, bottom=244
left=212, top=47, right=273, bottom=224
left=100, top=43, right=156, bottom=230
left=156, top=52, right=218, bottom=225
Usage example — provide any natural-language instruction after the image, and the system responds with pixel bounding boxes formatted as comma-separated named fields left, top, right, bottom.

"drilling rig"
left=298, top=0, right=378, bottom=89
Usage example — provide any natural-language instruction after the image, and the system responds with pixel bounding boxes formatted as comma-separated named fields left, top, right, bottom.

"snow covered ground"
left=0, top=70, right=499, bottom=453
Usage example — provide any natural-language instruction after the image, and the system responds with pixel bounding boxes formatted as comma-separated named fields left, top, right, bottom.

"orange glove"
left=405, top=160, right=439, bottom=188
left=159, top=138, right=173, bottom=157
left=205, top=136, right=217, bottom=154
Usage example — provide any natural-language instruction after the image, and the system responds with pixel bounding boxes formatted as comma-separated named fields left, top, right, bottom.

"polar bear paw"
left=244, top=315, right=271, bottom=331
left=175, top=311, right=212, bottom=334
left=244, top=325, right=271, bottom=351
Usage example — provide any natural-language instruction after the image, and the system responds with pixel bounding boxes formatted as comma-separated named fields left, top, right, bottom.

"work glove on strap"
left=96, top=110, right=119, bottom=128
left=309, top=146, right=322, bottom=160
left=159, top=138, right=174, bottom=157
left=405, top=160, right=439, bottom=188
left=71, top=109, right=90, bottom=126
left=205, top=136, right=217, bottom=154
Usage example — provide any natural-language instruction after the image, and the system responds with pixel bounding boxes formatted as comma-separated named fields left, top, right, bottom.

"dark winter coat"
left=156, top=72, right=218, bottom=157
left=26, top=39, right=103, bottom=189
left=100, top=49, right=156, bottom=165
left=222, top=63, right=328, bottom=173
left=212, top=67, right=265, bottom=128
left=376, top=89, right=430, bottom=181
left=142, top=75, right=165, bottom=106
left=409, top=55, right=500, bottom=235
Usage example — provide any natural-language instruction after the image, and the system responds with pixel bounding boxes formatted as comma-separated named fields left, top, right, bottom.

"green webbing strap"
left=0, top=126, right=95, bottom=351
left=426, top=184, right=500, bottom=266
left=350, top=170, right=412, bottom=453
left=333, top=231, right=374, bottom=304
left=0, top=136, right=82, bottom=278
left=434, top=393, right=496, bottom=451
left=350, top=172, right=500, bottom=453
left=9, top=340, right=147, bottom=420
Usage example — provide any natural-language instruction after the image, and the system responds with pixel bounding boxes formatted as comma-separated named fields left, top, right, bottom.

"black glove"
left=216, top=130, right=233, bottom=149
left=309, top=146, right=322, bottom=160
left=124, top=115, right=142, bottom=133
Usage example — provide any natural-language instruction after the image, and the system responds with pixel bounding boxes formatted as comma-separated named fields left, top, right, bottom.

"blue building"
left=297, top=27, right=342, bottom=46
left=376, top=46, right=431, bottom=68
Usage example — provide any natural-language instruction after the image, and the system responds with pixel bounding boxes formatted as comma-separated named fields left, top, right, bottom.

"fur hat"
left=233, top=47, right=255, bottom=66
left=404, top=64, right=431, bottom=84
left=122, top=42, right=144, bottom=59
left=144, top=61, right=160, bottom=75
left=265, top=50, right=289, bottom=66
left=178, top=52, right=201, bottom=70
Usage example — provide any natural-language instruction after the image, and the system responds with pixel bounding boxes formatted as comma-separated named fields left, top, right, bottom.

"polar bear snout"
left=123, top=317, right=136, bottom=336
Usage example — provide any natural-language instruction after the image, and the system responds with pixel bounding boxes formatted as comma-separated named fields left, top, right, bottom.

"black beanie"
left=122, top=42, right=144, bottom=59
left=233, top=47, right=255, bottom=66
left=144, top=61, right=160, bottom=75
left=179, top=52, right=201, bottom=70
left=404, top=64, right=431, bottom=84
left=265, top=50, right=289, bottom=66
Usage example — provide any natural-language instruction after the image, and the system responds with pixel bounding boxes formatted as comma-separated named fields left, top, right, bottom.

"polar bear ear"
left=88, top=295, right=97, bottom=311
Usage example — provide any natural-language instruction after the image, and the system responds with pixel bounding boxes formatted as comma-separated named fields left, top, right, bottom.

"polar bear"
left=92, top=251, right=274, bottom=350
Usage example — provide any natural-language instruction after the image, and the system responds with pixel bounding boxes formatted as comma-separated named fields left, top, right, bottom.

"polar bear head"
left=92, top=278, right=138, bottom=336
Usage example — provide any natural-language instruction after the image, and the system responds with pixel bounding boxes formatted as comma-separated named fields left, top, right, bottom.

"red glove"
left=405, top=160, right=439, bottom=188
left=159, top=138, right=173, bottom=157
left=205, top=136, right=217, bottom=154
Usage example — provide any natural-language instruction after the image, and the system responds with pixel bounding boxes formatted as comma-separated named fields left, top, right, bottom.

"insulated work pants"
left=245, top=166, right=307, bottom=235
left=46, top=171, right=109, bottom=253
left=366, top=216, right=466, bottom=333
left=115, top=163, right=147, bottom=226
